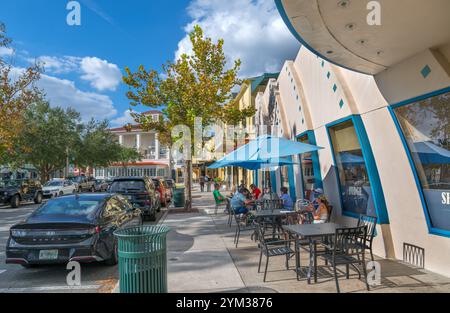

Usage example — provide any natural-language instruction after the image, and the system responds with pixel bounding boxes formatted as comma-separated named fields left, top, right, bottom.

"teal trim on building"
left=270, top=171, right=277, bottom=193
left=296, top=130, right=323, bottom=191
left=250, top=73, right=280, bottom=93
left=326, top=115, right=390, bottom=225
left=287, top=157, right=297, bottom=202
left=389, top=86, right=450, bottom=238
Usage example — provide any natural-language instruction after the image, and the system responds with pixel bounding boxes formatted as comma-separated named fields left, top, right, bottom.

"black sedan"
left=5, top=193, right=142, bottom=268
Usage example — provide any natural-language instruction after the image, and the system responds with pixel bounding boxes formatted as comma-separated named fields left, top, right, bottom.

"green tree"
left=123, top=25, right=253, bottom=209
left=74, top=119, right=142, bottom=170
left=0, top=22, right=42, bottom=159
left=18, top=101, right=81, bottom=182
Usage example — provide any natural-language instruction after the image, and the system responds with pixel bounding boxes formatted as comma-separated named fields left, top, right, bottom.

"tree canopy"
left=0, top=22, right=42, bottom=157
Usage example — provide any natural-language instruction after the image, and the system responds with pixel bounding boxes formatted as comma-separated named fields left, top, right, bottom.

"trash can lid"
left=114, top=225, right=170, bottom=239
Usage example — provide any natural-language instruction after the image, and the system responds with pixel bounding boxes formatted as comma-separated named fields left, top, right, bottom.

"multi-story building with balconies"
left=94, top=110, right=171, bottom=179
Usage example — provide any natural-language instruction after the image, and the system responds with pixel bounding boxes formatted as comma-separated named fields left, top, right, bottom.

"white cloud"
left=34, top=55, right=81, bottom=74
left=0, top=46, right=14, bottom=57
left=80, top=57, right=122, bottom=91
left=37, top=74, right=118, bottom=121
left=176, top=0, right=300, bottom=77
left=110, top=109, right=139, bottom=127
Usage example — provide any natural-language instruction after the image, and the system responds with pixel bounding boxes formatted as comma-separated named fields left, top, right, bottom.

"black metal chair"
left=357, top=214, right=378, bottom=262
left=233, top=209, right=255, bottom=248
left=255, top=222, right=295, bottom=282
left=319, top=226, right=370, bottom=293
left=262, top=199, right=284, bottom=211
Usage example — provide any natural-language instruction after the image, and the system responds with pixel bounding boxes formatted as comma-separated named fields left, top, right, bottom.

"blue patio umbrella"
left=413, top=141, right=450, bottom=165
left=217, top=135, right=323, bottom=163
left=208, top=157, right=296, bottom=171
left=339, top=153, right=365, bottom=164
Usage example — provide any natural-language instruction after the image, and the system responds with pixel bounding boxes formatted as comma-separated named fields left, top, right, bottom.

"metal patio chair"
left=233, top=209, right=255, bottom=248
left=319, top=225, right=370, bottom=293
left=255, top=222, right=295, bottom=282
left=357, top=214, right=378, bottom=262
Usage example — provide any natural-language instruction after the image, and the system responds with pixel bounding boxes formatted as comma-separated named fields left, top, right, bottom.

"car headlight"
left=11, top=229, right=28, bottom=238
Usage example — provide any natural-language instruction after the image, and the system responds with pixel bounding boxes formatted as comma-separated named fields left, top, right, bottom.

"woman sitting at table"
left=311, top=195, right=330, bottom=224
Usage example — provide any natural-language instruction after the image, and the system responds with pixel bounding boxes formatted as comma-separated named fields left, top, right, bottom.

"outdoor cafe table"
left=252, top=210, right=296, bottom=237
left=283, top=223, right=349, bottom=284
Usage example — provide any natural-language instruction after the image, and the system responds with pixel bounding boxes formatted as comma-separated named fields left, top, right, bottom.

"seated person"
left=279, top=187, right=294, bottom=211
left=230, top=188, right=254, bottom=215
left=213, top=183, right=226, bottom=205
left=312, top=195, right=330, bottom=224
left=261, top=187, right=279, bottom=201
left=250, top=184, right=261, bottom=200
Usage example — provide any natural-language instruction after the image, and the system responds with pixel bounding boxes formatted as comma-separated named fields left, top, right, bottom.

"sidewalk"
left=166, top=187, right=450, bottom=293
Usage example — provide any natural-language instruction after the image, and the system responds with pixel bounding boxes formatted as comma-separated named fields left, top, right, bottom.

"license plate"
left=39, top=250, right=59, bottom=260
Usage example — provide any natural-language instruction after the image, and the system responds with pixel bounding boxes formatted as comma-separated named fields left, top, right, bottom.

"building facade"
left=250, top=0, right=450, bottom=277
left=94, top=111, right=171, bottom=179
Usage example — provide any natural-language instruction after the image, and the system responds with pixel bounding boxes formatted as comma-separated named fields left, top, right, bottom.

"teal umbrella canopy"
left=217, top=135, right=323, bottom=163
left=208, top=157, right=296, bottom=170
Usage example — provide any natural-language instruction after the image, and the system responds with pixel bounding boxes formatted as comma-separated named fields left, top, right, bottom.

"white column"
left=119, top=135, right=123, bottom=145
left=136, top=133, right=141, bottom=151
left=155, top=133, right=160, bottom=160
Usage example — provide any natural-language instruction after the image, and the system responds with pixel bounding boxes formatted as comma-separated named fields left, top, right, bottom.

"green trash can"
left=114, top=225, right=170, bottom=293
left=172, top=188, right=185, bottom=208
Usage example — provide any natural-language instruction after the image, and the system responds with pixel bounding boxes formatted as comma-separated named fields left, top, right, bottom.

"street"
left=0, top=199, right=167, bottom=293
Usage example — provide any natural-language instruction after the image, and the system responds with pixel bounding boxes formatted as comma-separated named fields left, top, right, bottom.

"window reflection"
left=298, top=135, right=315, bottom=196
left=394, top=91, right=450, bottom=231
left=329, top=120, right=376, bottom=217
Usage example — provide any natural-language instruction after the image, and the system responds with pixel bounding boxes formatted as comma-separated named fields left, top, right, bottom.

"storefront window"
left=298, top=133, right=322, bottom=199
left=329, top=120, right=376, bottom=217
left=394, top=91, right=450, bottom=232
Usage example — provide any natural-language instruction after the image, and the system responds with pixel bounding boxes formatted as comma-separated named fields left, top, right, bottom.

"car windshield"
left=110, top=180, right=146, bottom=193
left=69, top=177, right=82, bottom=183
left=45, top=181, right=63, bottom=187
left=34, top=197, right=102, bottom=216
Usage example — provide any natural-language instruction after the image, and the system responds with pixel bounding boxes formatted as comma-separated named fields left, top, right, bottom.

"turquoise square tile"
left=339, top=99, right=344, bottom=108
left=333, top=84, right=337, bottom=92
left=421, top=65, right=431, bottom=78
left=327, top=72, right=331, bottom=79
left=321, top=61, right=325, bottom=67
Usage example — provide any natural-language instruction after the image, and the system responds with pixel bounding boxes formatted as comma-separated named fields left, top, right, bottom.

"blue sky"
left=0, top=0, right=299, bottom=126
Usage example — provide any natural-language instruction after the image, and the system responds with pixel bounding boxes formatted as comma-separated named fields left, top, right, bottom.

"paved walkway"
left=165, top=186, right=450, bottom=293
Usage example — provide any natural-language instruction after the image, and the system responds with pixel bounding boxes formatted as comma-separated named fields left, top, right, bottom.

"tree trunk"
left=185, top=159, right=193, bottom=211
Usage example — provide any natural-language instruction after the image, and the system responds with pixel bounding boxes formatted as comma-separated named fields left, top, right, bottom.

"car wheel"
left=10, top=195, right=20, bottom=208
left=105, top=240, right=118, bottom=266
left=34, top=193, right=43, bottom=204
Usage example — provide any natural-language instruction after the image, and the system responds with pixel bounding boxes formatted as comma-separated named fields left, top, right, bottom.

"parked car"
left=42, top=179, right=77, bottom=198
left=94, top=179, right=109, bottom=192
left=6, top=193, right=142, bottom=268
left=0, top=179, right=43, bottom=208
left=152, top=178, right=171, bottom=208
left=68, top=176, right=96, bottom=193
left=109, top=177, right=159, bottom=221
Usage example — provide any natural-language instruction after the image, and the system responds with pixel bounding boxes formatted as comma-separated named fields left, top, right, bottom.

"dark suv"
left=109, top=177, right=159, bottom=221
left=0, top=179, right=43, bottom=208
